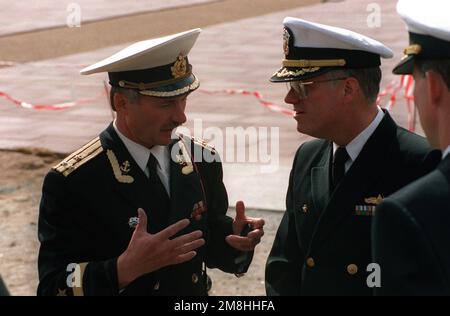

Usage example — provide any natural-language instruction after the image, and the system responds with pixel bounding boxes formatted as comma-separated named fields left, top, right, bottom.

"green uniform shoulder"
left=53, top=137, right=103, bottom=177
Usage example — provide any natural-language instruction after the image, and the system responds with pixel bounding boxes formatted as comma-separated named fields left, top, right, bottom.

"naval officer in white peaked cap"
left=80, top=29, right=201, bottom=99
left=265, top=17, right=440, bottom=296
left=38, top=29, right=265, bottom=296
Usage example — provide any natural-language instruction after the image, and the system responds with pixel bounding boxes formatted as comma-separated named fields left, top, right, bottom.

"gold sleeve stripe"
left=72, top=262, right=88, bottom=296
left=53, top=137, right=103, bottom=177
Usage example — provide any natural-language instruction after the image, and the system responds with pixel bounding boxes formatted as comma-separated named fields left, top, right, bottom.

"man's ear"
left=113, top=92, right=128, bottom=113
left=342, top=77, right=360, bottom=102
left=426, top=71, right=444, bottom=109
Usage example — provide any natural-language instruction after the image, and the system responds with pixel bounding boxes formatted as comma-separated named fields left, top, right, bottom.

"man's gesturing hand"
left=117, top=208, right=205, bottom=288
left=225, top=201, right=265, bottom=252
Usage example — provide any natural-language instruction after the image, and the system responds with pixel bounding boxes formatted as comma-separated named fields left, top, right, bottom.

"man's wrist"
left=117, top=253, right=134, bottom=289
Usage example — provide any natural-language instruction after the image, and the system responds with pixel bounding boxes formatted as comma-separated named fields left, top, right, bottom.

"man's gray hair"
left=109, top=86, right=141, bottom=111
left=326, top=67, right=382, bottom=104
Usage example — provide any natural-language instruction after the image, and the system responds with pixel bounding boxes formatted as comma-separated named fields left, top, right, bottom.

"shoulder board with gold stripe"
left=190, top=136, right=216, bottom=153
left=53, top=137, right=103, bottom=177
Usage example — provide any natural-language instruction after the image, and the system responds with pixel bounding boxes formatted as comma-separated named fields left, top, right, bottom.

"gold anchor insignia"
left=120, top=161, right=131, bottom=174
left=56, top=289, right=67, bottom=296
left=365, top=194, right=384, bottom=205
left=176, top=154, right=186, bottom=165
left=178, top=140, right=194, bottom=175
left=107, top=150, right=134, bottom=184
left=171, top=54, right=188, bottom=79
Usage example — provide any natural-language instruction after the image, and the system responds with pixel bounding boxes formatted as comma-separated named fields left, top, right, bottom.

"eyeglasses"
left=289, top=77, right=348, bottom=99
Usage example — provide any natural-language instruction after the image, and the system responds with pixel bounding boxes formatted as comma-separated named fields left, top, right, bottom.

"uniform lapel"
left=100, top=123, right=151, bottom=212
left=168, top=137, right=204, bottom=223
left=310, top=143, right=332, bottom=214
left=308, top=111, right=398, bottom=252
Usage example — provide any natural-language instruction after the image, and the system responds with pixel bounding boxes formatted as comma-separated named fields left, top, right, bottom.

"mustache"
left=161, top=122, right=181, bottom=130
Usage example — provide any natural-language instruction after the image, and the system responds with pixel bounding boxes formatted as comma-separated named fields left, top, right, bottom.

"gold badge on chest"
left=364, top=194, right=384, bottom=205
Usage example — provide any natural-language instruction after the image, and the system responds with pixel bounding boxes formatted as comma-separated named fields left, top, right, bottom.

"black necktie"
left=332, top=146, right=350, bottom=190
left=147, top=154, right=170, bottom=228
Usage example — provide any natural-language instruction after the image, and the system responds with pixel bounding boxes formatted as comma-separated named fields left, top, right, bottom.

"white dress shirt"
left=333, top=108, right=385, bottom=173
left=443, top=145, right=450, bottom=159
left=113, top=121, right=171, bottom=196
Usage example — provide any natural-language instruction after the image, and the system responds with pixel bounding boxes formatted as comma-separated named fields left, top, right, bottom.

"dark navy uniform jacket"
left=38, top=123, right=251, bottom=296
left=373, top=154, right=450, bottom=296
left=266, top=111, right=440, bottom=296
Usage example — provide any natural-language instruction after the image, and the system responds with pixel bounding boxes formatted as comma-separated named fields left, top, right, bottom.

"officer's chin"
left=159, top=130, right=174, bottom=145
left=296, top=122, right=305, bottom=134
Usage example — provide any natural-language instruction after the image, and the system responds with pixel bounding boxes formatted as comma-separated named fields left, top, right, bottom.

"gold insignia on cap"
left=283, top=27, right=290, bottom=56
left=274, top=67, right=321, bottom=78
left=404, top=44, right=422, bottom=56
left=365, top=194, right=383, bottom=205
left=171, top=54, right=188, bottom=79
left=138, top=82, right=146, bottom=90
left=107, top=150, right=134, bottom=183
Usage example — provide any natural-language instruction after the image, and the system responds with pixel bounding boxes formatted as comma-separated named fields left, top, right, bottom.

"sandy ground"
left=0, top=149, right=62, bottom=295
left=0, top=149, right=282, bottom=296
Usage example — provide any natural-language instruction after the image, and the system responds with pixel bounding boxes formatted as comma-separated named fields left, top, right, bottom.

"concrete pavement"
left=0, top=0, right=418, bottom=211
left=0, top=0, right=217, bottom=36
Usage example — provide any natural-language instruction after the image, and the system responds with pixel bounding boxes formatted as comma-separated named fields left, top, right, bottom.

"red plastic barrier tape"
left=1, top=75, right=417, bottom=130
left=198, top=89, right=295, bottom=117
left=0, top=91, right=106, bottom=110
left=377, top=75, right=416, bottom=131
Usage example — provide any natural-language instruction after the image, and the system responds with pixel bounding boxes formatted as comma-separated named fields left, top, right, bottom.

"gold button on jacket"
left=347, top=264, right=358, bottom=275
